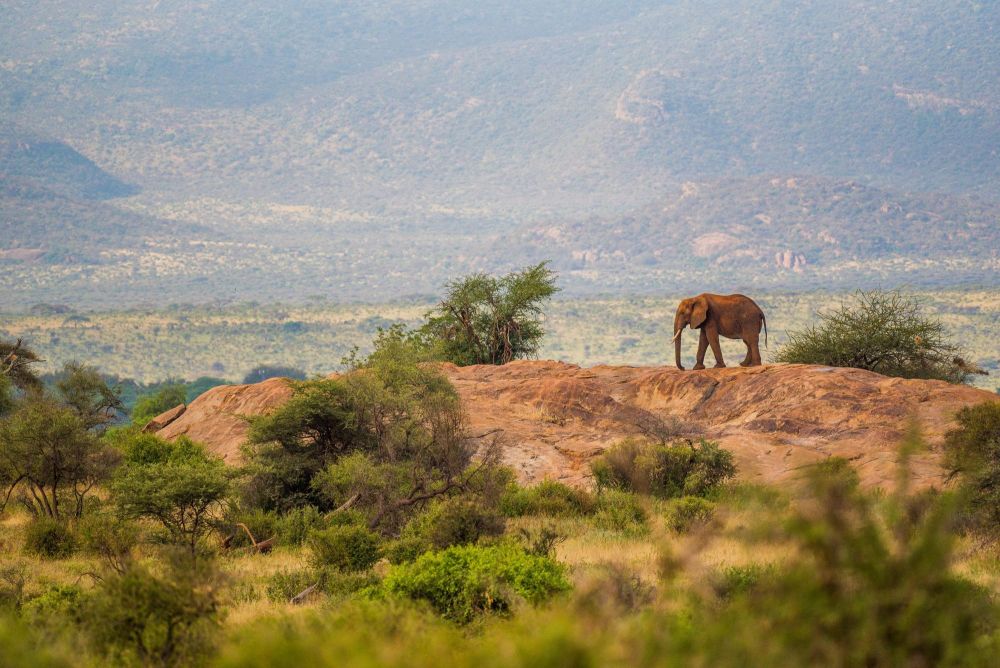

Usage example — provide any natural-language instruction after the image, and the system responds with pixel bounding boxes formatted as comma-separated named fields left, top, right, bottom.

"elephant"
left=673, top=293, right=767, bottom=370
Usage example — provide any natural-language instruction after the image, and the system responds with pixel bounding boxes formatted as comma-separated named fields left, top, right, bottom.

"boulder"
left=153, top=362, right=998, bottom=488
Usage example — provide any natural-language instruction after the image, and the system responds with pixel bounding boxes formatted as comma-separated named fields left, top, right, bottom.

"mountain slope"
left=1, top=1, right=997, bottom=211
left=499, top=175, right=1000, bottom=293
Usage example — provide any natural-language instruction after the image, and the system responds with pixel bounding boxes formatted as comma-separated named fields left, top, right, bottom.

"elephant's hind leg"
left=744, top=329, right=762, bottom=366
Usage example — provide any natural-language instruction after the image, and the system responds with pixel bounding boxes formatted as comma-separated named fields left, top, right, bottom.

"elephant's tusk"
left=672, top=330, right=683, bottom=341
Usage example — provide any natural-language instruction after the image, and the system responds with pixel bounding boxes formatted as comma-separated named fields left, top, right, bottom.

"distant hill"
left=1, top=1, right=997, bottom=212
left=0, top=175, right=209, bottom=264
left=0, top=1, right=998, bottom=308
left=499, top=176, right=1000, bottom=293
left=0, top=128, right=137, bottom=200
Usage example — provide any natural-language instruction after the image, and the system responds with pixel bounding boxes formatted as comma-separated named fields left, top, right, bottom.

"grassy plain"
left=1, top=290, right=997, bottom=391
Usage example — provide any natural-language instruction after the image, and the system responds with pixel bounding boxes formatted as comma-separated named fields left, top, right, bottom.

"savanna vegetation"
left=2, top=276, right=1000, bottom=666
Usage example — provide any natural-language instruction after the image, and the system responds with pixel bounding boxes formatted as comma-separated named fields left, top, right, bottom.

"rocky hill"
left=151, top=361, right=998, bottom=490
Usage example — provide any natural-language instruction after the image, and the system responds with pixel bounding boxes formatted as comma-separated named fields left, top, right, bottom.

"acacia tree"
left=421, top=262, right=559, bottom=365
left=0, top=398, right=118, bottom=518
left=113, top=436, right=231, bottom=556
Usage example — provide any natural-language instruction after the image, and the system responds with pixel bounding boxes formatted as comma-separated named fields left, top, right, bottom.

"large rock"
left=154, top=377, right=294, bottom=463
left=151, top=362, right=998, bottom=488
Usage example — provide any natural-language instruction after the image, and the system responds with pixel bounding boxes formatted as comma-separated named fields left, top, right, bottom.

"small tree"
left=53, top=362, right=123, bottom=433
left=421, top=262, right=559, bottom=365
left=0, top=398, right=118, bottom=518
left=113, top=436, right=230, bottom=555
left=776, top=289, right=971, bottom=383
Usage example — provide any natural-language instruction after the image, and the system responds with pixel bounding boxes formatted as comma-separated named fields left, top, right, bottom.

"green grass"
left=1, top=290, right=997, bottom=390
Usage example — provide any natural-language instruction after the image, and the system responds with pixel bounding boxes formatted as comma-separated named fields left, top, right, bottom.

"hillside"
left=151, top=361, right=998, bottom=490
left=2, top=1, right=998, bottom=209
left=502, top=175, right=1000, bottom=292
left=2, top=1, right=999, bottom=307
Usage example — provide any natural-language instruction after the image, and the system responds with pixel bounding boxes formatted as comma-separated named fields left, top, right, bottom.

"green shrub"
left=592, top=438, right=735, bottom=499
left=78, top=512, right=138, bottom=574
left=266, top=567, right=381, bottom=603
left=84, top=554, right=223, bottom=666
left=224, top=507, right=279, bottom=548
left=307, top=525, right=381, bottom=572
left=500, top=480, right=596, bottom=517
left=710, top=563, right=776, bottom=599
left=276, top=505, right=326, bottom=546
left=404, top=497, right=505, bottom=550
left=592, top=490, right=647, bottom=535
left=22, top=584, right=84, bottom=626
left=775, top=289, right=971, bottom=383
left=265, top=568, right=318, bottom=603
left=24, top=517, right=76, bottom=558
left=382, top=544, right=570, bottom=623
left=384, top=535, right=431, bottom=565
left=0, top=613, right=72, bottom=668
left=666, top=496, right=716, bottom=533
left=944, top=401, right=1000, bottom=533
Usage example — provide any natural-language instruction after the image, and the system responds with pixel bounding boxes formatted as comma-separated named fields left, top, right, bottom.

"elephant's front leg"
left=707, top=324, right=726, bottom=368
left=693, top=328, right=709, bottom=370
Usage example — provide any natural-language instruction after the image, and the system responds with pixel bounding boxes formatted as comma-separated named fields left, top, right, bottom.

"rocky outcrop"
left=154, top=377, right=294, bottom=463
left=152, top=362, right=997, bottom=488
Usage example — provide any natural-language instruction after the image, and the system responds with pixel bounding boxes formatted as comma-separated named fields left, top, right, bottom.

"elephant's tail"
left=762, top=314, right=768, bottom=348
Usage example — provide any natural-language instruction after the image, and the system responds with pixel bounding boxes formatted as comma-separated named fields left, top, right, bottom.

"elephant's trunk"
left=673, top=312, right=685, bottom=369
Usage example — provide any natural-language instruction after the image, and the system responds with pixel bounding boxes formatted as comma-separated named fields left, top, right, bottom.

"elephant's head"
left=673, top=295, right=709, bottom=370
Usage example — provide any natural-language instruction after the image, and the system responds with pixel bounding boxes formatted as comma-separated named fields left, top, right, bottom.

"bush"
left=22, top=584, right=84, bottom=626
left=500, top=480, right=596, bottom=517
left=84, top=555, right=223, bottom=667
left=592, top=490, right=647, bottom=535
left=307, top=525, right=381, bottom=572
left=265, top=567, right=381, bottom=603
left=24, top=517, right=76, bottom=558
left=384, top=535, right=430, bottom=565
left=591, top=438, right=735, bottom=499
left=944, top=401, right=1000, bottom=533
left=276, top=505, right=326, bottom=546
left=404, top=497, right=505, bottom=550
left=710, top=563, right=776, bottom=599
left=112, top=438, right=231, bottom=555
left=223, top=507, right=279, bottom=548
left=666, top=496, right=716, bottom=533
left=78, top=512, right=138, bottom=574
left=382, top=544, right=570, bottom=623
left=775, top=289, right=973, bottom=383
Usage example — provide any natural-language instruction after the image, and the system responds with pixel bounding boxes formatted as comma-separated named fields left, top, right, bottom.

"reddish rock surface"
left=154, top=377, right=294, bottom=463
left=153, top=362, right=998, bottom=488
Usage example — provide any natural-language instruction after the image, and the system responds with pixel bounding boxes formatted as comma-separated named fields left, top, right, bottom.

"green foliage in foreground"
left=382, top=544, right=570, bottom=624
left=776, top=289, right=972, bottom=382
left=591, top=437, right=736, bottom=498
left=945, top=400, right=1000, bottom=533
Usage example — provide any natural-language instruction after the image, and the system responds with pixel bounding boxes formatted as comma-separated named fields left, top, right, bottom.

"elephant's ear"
left=691, top=296, right=709, bottom=328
